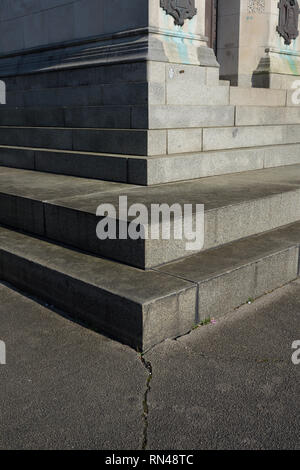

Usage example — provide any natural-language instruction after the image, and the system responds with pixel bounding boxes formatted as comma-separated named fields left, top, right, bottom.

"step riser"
left=0, top=147, right=129, bottom=183
left=0, top=107, right=135, bottom=129
left=130, top=144, right=300, bottom=185
left=0, top=128, right=166, bottom=156
left=4, top=105, right=300, bottom=130
left=203, top=125, right=300, bottom=151
left=1, top=188, right=300, bottom=269
left=0, top=104, right=235, bottom=130
left=2, top=143, right=300, bottom=186
left=6, top=83, right=151, bottom=107
left=134, top=105, right=235, bottom=129
left=166, top=84, right=229, bottom=106
left=6, top=83, right=230, bottom=107
left=4, top=63, right=150, bottom=92
left=0, top=127, right=205, bottom=157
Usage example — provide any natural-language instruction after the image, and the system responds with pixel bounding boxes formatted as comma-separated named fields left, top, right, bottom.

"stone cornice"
left=0, top=26, right=207, bottom=61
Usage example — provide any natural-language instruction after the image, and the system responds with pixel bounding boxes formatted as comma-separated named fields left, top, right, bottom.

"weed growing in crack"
left=140, top=354, right=152, bottom=450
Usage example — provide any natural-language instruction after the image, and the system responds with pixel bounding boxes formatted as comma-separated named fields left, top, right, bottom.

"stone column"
left=217, top=0, right=300, bottom=88
left=217, top=0, right=270, bottom=87
left=253, top=0, right=300, bottom=89
left=149, top=0, right=215, bottom=66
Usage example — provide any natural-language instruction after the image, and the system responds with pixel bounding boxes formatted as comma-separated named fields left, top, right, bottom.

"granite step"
left=2, top=123, right=300, bottom=157
left=203, top=124, right=300, bottom=151
left=0, top=126, right=166, bottom=156
left=0, top=221, right=299, bottom=351
left=0, top=103, right=235, bottom=135
left=1, top=165, right=300, bottom=268
left=6, top=81, right=230, bottom=107
left=0, top=100, right=234, bottom=129
left=6, top=82, right=151, bottom=107
left=0, top=105, right=135, bottom=129
left=2, top=143, right=300, bottom=186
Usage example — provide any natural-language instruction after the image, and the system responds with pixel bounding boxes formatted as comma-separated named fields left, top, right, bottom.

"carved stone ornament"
left=160, top=0, right=197, bottom=26
left=277, top=0, right=300, bottom=45
left=248, top=0, right=265, bottom=14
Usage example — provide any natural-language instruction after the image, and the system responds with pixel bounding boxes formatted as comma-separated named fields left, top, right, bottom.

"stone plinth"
left=217, top=0, right=300, bottom=89
left=0, top=0, right=217, bottom=78
left=253, top=0, right=300, bottom=88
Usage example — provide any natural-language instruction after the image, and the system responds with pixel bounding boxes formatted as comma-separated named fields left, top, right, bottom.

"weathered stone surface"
left=167, top=129, right=203, bottom=153
left=3, top=142, right=300, bottom=186
left=0, top=226, right=197, bottom=351
left=35, top=150, right=128, bottom=183
left=203, top=124, right=300, bottom=151
left=166, top=84, right=229, bottom=106
left=0, top=218, right=300, bottom=351
left=133, top=105, right=235, bottom=129
left=0, top=127, right=166, bottom=156
left=158, top=224, right=300, bottom=320
left=128, top=148, right=264, bottom=185
left=0, top=105, right=134, bottom=129
left=230, top=87, right=287, bottom=107
left=0, top=146, right=35, bottom=170
left=236, top=106, right=300, bottom=126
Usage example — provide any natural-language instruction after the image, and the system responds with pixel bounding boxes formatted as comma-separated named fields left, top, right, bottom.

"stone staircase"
left=1, top=62, right=300, bottom=350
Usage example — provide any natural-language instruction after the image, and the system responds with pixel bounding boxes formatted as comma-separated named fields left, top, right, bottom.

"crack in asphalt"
left=140, top=355, right=153, bottom=450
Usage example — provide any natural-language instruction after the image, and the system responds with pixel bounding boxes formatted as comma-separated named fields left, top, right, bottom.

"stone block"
left=133, top=105, right=235, bottom=129
left=230, top=87, right=287, bottom=106
left=167, top=129, right=203, bottom=154
left=166, top=84, right=229, bottom=106
left=203, top=125, right=300, bottom=151
left=236, top=106, right=300, bottom=126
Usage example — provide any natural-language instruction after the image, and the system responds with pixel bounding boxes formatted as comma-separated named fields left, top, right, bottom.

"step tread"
left=157, top=222, right=300, bottom=281
left=37, top=164, right=300, bottom=213
left=0, top=166, right=135, bottom=200
left=0, top=164, right=300, bottom=205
